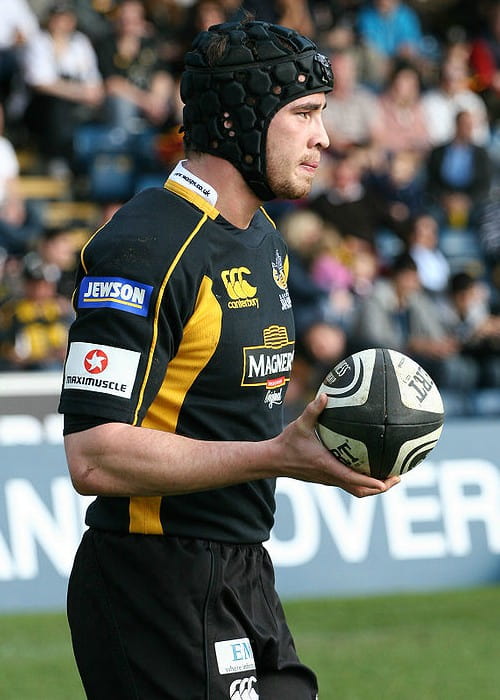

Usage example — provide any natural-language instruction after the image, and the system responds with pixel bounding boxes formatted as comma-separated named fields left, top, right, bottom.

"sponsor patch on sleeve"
left=214, top=638, right=256, bottom=675
left=63, top=342, right=140, bottom=398
left=77, top=276, right=153, bottom=316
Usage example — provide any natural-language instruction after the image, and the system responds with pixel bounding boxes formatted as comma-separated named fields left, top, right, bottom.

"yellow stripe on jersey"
left=129, top=275, right=223, bottom=534
left=132, top=214, right=209, bottom=426
left=165, top=180, right=220, bottom=220
left=259, top=206, right=277, bottom=228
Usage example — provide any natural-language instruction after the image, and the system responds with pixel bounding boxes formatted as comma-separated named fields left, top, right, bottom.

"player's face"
left=265, top=93, right=329, bottom=200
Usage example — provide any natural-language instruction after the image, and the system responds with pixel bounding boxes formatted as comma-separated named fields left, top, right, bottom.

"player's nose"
left=312, top=113, right=329, bottom=150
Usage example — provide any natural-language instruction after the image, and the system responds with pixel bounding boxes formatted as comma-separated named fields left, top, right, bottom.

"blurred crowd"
left=0, top=0, right=499, bottom=418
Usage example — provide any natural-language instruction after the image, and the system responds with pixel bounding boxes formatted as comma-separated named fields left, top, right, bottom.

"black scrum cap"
left=180, top=21, right=333, bottom=200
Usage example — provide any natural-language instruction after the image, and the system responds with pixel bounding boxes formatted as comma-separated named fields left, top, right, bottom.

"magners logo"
left=242, top=325, right=294, bottom=388
left=221, top=267, right=259, bottom=309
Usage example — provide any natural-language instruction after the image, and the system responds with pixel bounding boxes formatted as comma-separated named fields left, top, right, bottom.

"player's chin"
left=297, top=182, right=314, bottom=199
left=283, top=175, right=314, bottom=200
left=298, top=168, right=317, bottom=190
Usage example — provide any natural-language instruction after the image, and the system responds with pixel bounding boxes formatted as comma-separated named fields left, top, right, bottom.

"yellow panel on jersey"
left=129, top=496, right=163, bottom=535
left=128, top=275, right=223, bottom=534
left=143, top=275, right=223, bottom=432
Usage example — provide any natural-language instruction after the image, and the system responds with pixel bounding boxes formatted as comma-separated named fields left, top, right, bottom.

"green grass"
left=286, top=586, right=500, bottom=700
left=0, top=586, right=498, bottom=699
left=0, top=611, right=83, bottom=699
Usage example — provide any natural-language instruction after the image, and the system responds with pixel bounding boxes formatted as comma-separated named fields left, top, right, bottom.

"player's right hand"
left=275, top=394, right=400, bottom=498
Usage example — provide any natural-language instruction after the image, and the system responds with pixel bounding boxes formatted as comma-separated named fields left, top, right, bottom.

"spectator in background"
left=72, top=0, right=116, bottom=44
left=366, top=147, right=427, bottom=227
left=469, top=0, right=500, bottom=124
left=407, top=212, right=451, bottom=297
left=96, top=0, right=174, bottom=134
left=279, top=209, right=347, bottom=416
left=230, top=0, right=315, bottom=37
left=321, top=48, right=379, bottom=155
left=439, top=270, right=500, bottom=388
left=190, top=0, right=228, bottom=32
left=0, top=252, right=73, bottom=371
left=356, top=0, right=423, bottom=88
left=422, top=51, right=491, bottom=147
left=367, top=60, right=430, bottom=224
left=0, top=247, right=11, bottom=305
left=478, top=183, right=500, bottom=307
left=144, top=0, right=188, bottom=71
left=0, top=103, right=41, bottom=255
left=309, top=149, right=407, bottom=249
left=173, top=0, right=228, bottom=60
left=425, top=109, right=492, bottom=229
left=34, top=226, right=80, bottom=299
left=372, top=60, right=430, bottom=156
left=350, top=252, right=479, bottom=393
left=0, top=100, right=23, bottom=222
left=310, top=226, right=380, bottom=337
left=0, top=248, right=25, bottom=304
left=22, top=1, right=104, bottom=175
left=0, top=0, right=39, bottom=108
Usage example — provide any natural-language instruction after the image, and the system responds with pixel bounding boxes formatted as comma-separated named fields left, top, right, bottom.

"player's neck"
left=184, top=154, right=261, bottom=229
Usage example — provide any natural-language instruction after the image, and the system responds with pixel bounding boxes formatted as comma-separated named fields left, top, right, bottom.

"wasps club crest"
left=271, top=250, right=292, bottom=311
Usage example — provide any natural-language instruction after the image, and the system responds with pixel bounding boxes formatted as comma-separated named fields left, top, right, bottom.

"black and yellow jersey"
left=59, top=162, right=295, bottom=543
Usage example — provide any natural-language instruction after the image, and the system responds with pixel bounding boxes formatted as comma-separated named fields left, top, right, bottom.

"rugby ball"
left=315, top=348, right=444, bottom=479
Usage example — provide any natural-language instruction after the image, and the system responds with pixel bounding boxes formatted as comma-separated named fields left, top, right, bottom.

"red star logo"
left=84, top=349, right=108, bottom=374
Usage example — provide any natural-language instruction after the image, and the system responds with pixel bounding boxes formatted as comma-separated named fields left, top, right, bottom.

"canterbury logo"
left=229, top=676, right=259, bottom=700
left=221, top=267, right=259, bottom=309
left=221, top=267, right=257, bottom=300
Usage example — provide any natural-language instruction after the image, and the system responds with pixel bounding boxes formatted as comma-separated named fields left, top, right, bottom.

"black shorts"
left=67, top=530, right=318, bottom=699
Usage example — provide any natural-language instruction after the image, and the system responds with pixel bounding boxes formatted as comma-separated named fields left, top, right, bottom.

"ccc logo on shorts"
left=229, top=676, right=259, bottom=699
left=221, top=268, right=259, bottom=309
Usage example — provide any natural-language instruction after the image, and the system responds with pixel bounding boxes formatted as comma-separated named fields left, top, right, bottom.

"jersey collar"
left=165, top=160, right=219, bottom=220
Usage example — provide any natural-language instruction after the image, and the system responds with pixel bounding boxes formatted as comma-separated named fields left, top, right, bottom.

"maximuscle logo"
left=242, top=326, right=294, bottom=389
left=63, top=341, right=140, bottom=398
left=83, top=348, right=108, bottom=374
left=221, top=267, right=259, bottom=309
left=77, top=276, right=153, bottom=317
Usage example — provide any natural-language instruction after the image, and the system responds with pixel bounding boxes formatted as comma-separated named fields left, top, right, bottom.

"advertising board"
left=1, top=373, right=499, bottom=611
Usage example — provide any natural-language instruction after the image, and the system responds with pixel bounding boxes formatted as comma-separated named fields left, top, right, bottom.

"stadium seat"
left=87, top=153, right=136, bottom=202
left=16, top=175, right=71, bottom=200
left=438, top=228, right=485, bottom=275
left=375, top=228, right=405, bottom=265
left=73, top=124, right=131, bottom=173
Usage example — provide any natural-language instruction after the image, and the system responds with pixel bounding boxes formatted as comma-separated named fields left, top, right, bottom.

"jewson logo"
left=77, top=276, right=153, bottom=317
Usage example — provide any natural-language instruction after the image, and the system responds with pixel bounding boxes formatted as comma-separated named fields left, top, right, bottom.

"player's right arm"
left=64, top=393, right=400, bottom=500
left=62, top=191, right=398, bottom=500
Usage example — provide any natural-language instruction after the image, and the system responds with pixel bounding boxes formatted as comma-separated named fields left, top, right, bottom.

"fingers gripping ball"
left=315, top=348, right=444, bottom=479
